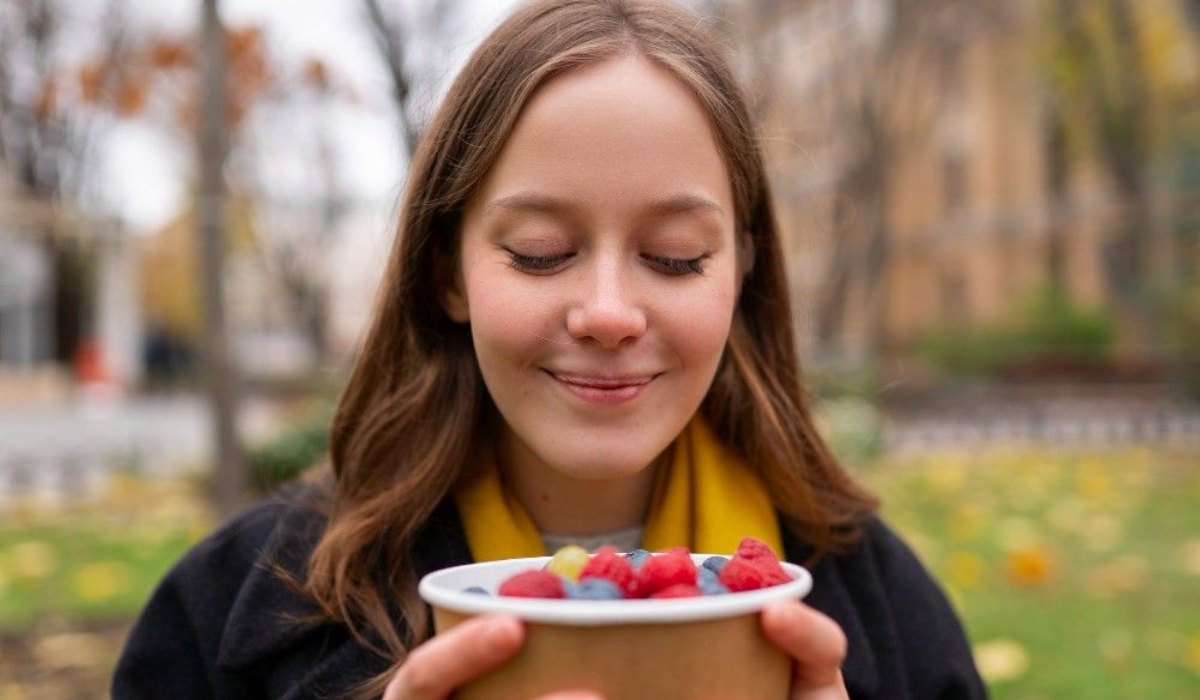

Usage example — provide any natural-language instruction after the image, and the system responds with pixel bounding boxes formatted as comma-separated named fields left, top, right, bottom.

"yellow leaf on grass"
left=1083, top=555, right=1147, bottom=598
left=7, top=541, right=58, bottom=582
left=1076, top=470, right=1115, bottom=506
left=923, top=459, right=969, bottom=501
left=1080, top=515, right=1124, bottom=553
left=948, top=504, right=985, bottom=542
left=1180, top=539, right=1200, bottom=577
left=973, top=638, right=1030, bottom=683
left=996, top=517, right=1040, bottom=550
left=1046, top=497, right=1087, bottom=537
left=69, top=561, right=133, bottom=602
left=1185, top=633, right=1200, bottom=674
left=946, top=551, right=988, bottom=590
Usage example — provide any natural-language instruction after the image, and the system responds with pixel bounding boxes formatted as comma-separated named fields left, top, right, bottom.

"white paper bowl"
left=417, top=553, right=812, bottom=700
left=419, top=553, right=812, bottom=624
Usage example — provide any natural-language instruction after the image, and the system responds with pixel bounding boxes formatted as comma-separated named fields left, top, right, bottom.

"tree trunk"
left=199, top=0, right=245, bottom=518
left=816, top=102, right=888, bottom=362
left=1045, top=110, right=1068, bottom=292
left=1099, top=0, right=1152, bottom=303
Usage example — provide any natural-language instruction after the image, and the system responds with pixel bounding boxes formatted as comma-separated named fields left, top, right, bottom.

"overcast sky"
left=77, top=0, right=519, bottom=234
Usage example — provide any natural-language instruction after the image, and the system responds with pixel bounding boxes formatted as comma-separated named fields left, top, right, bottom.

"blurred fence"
left=883, top=383, right=1200, bottom=452
left=3, top=386, right=1198, bottom=506
left=0, top=395, right=280, bottom=508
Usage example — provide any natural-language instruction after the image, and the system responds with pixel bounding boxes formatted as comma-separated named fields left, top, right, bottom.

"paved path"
left=0, top=393, right=282, bottom=506
left=882, top=383, right=1200, bottom=452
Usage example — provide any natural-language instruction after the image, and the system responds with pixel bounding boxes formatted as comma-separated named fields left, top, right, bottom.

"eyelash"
left=503, top=249, right=709, bottom=276
left=644, top=254, right=710, bottom=275
left=505, top=251, right=572, bottom=273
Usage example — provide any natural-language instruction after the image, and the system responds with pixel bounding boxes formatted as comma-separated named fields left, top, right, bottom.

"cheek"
left=464, top=275, right=557, bottom=365
left=664, top=280, right=738, bottom=366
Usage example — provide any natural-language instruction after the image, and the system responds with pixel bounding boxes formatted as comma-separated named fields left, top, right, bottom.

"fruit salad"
left=476, top=537, right=793, bottom=600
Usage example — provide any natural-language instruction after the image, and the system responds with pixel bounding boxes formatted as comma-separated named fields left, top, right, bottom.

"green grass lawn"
left=1, top=448, right=1197, bottom=698
left=0, top=474, right=211, bottom=632
left=858, top=446, right=1200, bottom=700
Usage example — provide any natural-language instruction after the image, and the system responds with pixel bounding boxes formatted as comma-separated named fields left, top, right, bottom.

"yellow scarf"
left=454, top=417, right=783, bottom=559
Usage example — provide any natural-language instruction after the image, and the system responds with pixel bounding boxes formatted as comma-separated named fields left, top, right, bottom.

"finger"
left=534, top=693, right=605, bottom=700
left=761, top=602, right=848, bottom=690
left=383, top=614, right=524, bottom=700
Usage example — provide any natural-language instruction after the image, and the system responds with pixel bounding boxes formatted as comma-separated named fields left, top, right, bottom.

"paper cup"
left=418, top=554, right=812, bottom=700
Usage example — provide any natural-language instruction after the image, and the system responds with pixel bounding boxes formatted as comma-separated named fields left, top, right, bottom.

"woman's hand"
left=382, top=614, right=603, bottom=700
left=761, top=602, right=850, bottom=700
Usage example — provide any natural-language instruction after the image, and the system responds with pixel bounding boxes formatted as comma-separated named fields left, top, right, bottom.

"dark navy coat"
left=112, top=488, right=987, bottom=699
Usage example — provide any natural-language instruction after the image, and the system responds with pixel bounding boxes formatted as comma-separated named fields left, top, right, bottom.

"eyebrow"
left=482, top=192, right=725, bottom=219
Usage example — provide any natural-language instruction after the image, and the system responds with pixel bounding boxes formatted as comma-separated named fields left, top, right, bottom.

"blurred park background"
left=1, top=0, right=1198, bottom=697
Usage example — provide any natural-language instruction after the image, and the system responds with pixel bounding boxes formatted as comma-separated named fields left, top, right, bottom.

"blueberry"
left=697, top=567, right=729, bottom=596
left=625, top=548, right=652, bottom=570
left=462, top=586, right=490, bottom=595
left=566, top=578, right=624, bottom=600
left=700, top=556, right=729, bottom=575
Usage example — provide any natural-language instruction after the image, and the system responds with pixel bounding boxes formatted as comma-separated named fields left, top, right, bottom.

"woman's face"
left=447, top=54, right=739, bottom=485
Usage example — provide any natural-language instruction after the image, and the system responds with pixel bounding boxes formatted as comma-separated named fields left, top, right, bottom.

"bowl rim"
left=418, top=553, right=813, bottom=626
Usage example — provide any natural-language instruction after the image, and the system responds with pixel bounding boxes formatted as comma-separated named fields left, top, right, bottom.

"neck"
left=497, top=434, right=661, bottom=535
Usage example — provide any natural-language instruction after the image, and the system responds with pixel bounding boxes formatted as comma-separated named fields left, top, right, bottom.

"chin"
left=548, top=451, right=659, bottom=482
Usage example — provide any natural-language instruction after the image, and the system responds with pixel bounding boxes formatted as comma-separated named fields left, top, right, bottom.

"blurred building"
left=137, top=194, right=391, bottom=383
left=0, top=168, right=138, bottom=402
left=0, top=169, right=54, bottom=370
left=724, top=0, right=1198, bottom=367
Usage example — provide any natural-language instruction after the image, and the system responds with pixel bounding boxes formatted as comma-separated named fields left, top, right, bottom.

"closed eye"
left=504, top=247, right=573, bottom=274
left=642, top=253, right=710, bottom=276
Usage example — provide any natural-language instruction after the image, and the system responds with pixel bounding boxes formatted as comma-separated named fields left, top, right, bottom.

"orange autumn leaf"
left=303, top=57, right=330, bottom=91
left=147, top=38, right=194, bottom=70
left=116, top=80, right=148, bottom=117
left=1005, top=545, right=1057, bottom=587
left=34, top=77, right=57, bottom=122
left=78, top=62, right=108, bottom=103
left=226, top=26, right=264, bottom=61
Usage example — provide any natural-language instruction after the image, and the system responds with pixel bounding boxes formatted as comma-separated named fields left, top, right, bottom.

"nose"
left=566, top=261, right=647, bottom=348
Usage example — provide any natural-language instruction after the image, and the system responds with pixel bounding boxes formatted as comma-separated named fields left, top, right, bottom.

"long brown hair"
left=304, top=0, right=877, bottom=692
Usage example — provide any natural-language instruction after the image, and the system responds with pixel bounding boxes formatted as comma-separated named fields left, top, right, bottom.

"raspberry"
left=498, top=569, right=566, bottom=598
left=635, top=546, right=697, bottom=597
left=717, top=554, right=791, bottom=592
left=649, top=583, right=701, bottom=599
left=715, top=537, right=792, bottom=590
left=579, top=546, right=638, bottom=597
left=736, top=536, right=781, bottom=562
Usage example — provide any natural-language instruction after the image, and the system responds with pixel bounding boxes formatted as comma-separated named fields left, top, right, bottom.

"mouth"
left=545, top=371, right=656, bottom=406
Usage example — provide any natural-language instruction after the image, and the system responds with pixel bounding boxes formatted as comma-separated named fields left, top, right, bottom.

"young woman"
left=114, top=1, right=986, bottom=699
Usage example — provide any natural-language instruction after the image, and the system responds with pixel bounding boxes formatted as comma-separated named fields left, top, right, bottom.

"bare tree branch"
left=361, top=0, right=421, bottom=156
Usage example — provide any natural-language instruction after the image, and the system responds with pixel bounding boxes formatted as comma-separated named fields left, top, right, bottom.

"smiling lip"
left=547, top=372, right=655, bottom=406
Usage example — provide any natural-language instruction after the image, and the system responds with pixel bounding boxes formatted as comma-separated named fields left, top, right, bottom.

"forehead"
left=469, top=54, right=734, bottom=225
